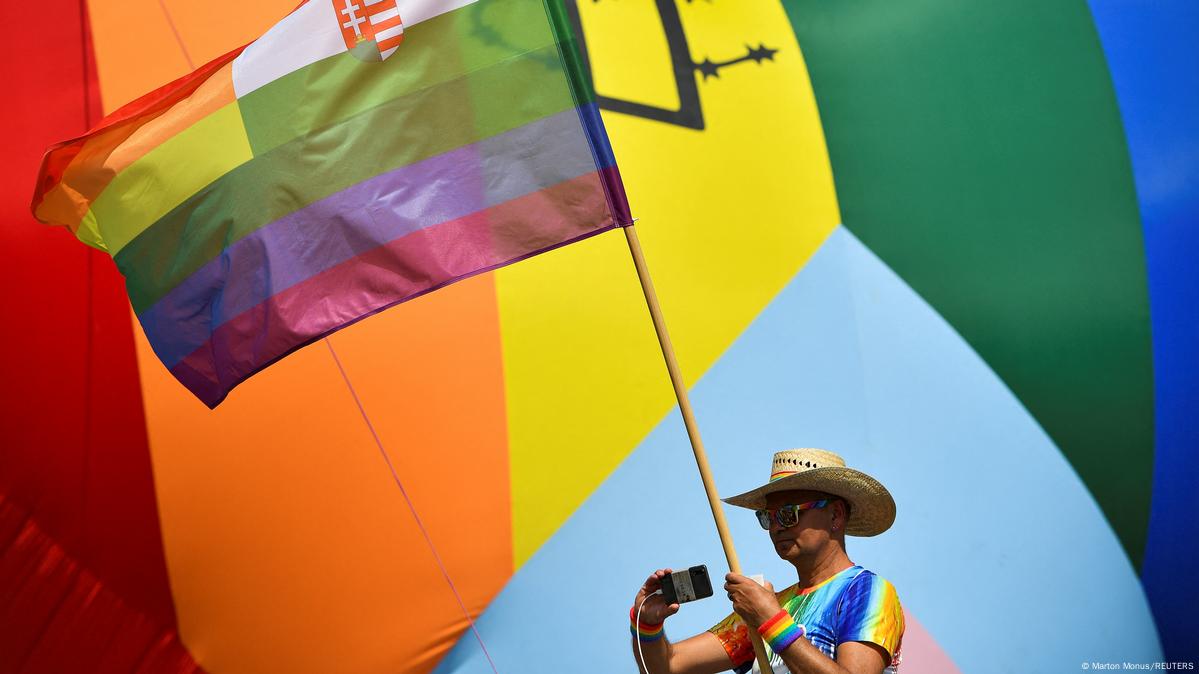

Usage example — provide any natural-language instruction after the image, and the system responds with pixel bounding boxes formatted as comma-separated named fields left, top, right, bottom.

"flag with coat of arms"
left=32, top=0, right=632, bottom=408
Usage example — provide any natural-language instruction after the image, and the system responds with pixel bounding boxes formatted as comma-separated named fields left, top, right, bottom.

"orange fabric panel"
left=139, top=274, right=511, bottom=673
left=86, top=0, right=295, bottom=111
left=88, top=2, right=514, bottom=669
left=151, top=0, right=301, bottom=68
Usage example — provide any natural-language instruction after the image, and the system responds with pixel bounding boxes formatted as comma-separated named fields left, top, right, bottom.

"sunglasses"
left=755, top=500, right=830, bottom=530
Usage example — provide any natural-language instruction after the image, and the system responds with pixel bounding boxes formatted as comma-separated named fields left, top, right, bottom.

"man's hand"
left=634, top=569, right=681, bottom=625
left=629, top=569, right=747, bottom=674
left=724, top=573, right=782, bottom=630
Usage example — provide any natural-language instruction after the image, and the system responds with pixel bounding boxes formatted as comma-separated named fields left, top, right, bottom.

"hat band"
left=769, top=470, right=797, bottom=482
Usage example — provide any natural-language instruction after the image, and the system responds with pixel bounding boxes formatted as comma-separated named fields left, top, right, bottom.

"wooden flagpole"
left=623, top=223, right=775, bottom=674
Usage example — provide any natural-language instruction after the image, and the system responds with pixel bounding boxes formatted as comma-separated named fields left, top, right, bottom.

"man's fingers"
left=647, top=568, right=672, bottom=582
left=642, top=568, right=675, bottom=596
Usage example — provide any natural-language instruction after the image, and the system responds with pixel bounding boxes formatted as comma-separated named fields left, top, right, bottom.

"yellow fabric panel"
left=583, top=1, right=680, bottom=112
left=88, top=101, right=251, bottom=255
left=499, top=0, right=842, bottom=567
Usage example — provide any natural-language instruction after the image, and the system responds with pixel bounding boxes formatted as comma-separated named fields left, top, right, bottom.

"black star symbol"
left=747, top=44, right=779, bottom=63
left=696, top=58, right=721, bottom=80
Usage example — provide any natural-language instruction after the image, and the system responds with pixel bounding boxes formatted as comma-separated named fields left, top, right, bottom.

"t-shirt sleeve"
left=708, top=611, right=755, bottom=673
left=835, top=572, right=905, bottom=662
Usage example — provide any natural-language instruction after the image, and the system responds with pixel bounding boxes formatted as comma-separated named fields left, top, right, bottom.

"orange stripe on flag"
left=33, top=47, right=243, bottom=231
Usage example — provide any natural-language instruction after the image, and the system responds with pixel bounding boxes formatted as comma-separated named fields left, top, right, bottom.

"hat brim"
left=722, top=467, right=896, bottom=537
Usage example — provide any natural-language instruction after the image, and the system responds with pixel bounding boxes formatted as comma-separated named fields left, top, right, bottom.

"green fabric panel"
left=117, top=42, right=574, bottom=313
left=782, top=0, right=1153, bottom=564
left=239, top=0, right=566, bottom=156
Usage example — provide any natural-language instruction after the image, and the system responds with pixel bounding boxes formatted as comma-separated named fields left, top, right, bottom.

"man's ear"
left=834, top=498, right=849, bottom=526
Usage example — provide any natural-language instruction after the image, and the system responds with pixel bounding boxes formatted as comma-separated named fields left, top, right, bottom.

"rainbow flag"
left=31, top=0, right=631, bottom=408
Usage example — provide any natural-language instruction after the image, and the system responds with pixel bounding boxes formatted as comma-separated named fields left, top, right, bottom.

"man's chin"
left=773, top=539, right=798, bottom=557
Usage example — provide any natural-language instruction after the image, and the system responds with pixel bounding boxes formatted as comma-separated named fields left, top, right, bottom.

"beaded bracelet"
left=629, top=606, right=665, bottom=642
left=758, top=609, right=805, bottom=655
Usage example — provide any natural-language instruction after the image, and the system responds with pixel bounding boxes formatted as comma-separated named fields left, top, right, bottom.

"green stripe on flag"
left=782, top=0, right=1153, bottom=564
left=117, top=39, right=576, bottom=314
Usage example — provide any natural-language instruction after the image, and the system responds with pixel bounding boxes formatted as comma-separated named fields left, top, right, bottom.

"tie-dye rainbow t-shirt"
left=708, top=565, right=904, bottom=673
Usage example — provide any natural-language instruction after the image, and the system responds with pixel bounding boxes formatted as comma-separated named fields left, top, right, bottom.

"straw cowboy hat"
left=723, top=449, right=896, bottom=537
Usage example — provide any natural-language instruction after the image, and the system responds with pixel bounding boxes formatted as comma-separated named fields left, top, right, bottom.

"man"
left=630, top=449, right=904, bottom=674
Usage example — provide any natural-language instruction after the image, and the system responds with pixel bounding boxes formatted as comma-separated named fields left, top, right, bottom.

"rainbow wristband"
left=758, top=609, right=805, bottom=655
left=630, top=606, right=664, bottom=642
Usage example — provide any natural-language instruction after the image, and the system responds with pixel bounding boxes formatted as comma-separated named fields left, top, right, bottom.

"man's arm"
left=724, top=574, right=889, bottom=674
left=770, top=639, right=888, bottom=674
left=630, top=569, right=738, bottom=674
left=631, top=631, right=736, bottom=674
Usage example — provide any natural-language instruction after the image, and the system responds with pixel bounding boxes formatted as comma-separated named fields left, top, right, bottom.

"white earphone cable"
left=634, top=589, right=663, bottom=674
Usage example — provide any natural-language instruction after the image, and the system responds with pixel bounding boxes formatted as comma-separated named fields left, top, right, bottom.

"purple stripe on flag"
left=169, top=170, right=617, bottom=408
left=139, top=108, right=602, bottom=368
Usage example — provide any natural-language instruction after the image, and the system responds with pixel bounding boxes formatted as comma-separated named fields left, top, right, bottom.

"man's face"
left=762, top=489, right=839, bottom=562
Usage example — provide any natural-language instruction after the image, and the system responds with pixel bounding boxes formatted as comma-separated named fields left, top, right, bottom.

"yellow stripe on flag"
left=89, top=102, right=253, bottom=256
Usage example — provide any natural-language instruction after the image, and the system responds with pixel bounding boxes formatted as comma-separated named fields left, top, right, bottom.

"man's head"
left=722, top=448, right=895, bottom=538
left=759, top=489, right=851, bottom=562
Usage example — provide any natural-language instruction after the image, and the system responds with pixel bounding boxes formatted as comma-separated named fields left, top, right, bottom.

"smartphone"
left=660, top=565, right=713, bottom=604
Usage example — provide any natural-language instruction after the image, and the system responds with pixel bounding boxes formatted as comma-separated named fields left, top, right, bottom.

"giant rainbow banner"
left=1, top=1, right=1195, bottom=673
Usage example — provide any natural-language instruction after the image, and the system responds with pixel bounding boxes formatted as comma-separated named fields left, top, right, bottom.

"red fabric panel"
left=0, top=497, right=197, bottom=674
left=0, top=0, right=195, bottom=670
